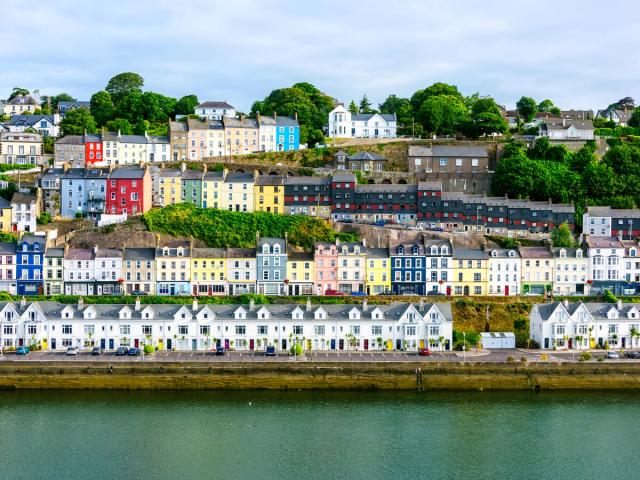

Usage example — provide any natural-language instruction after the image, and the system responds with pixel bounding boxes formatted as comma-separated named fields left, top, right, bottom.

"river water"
left=0, top=390, right=637, bottom=479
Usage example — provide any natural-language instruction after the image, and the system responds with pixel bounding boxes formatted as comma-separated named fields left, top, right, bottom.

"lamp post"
left=463, top=331, right=466, bottom=363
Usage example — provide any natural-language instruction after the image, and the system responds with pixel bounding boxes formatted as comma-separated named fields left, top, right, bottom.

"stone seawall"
left=3, top=361, right=640, bottom=391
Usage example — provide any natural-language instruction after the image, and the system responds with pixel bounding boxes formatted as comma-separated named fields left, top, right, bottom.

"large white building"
left=0, top=299, right=453, bottom=353
left=328, top=104, right=397, bottom=139
left=539, top=118, right=594, bottom=140
left=530, top=300, right=640, bottom=350
left=487, top=249, right=520, bottom=296
left=195, top=101, right=236, bottom=121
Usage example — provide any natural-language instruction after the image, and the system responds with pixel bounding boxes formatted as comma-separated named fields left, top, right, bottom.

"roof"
left=255, top=175, right=286, bottom=186
left=191, top=248, right=227, bottom=258
left=288, top=251, right=313, bottom=261
left=6, top=95, right=37, bottom=106
left=487, top=249, right=520, bottom=258
left=587, top=206, right=640, bottom=219
left=479, top=332, right=515, bottom=338
left=348, top=151, right=386, bottom=161
left=108, top=168, right=146, bottom=179
left=366, top=247, right=390, bottom=259
left=453, top=248, right=488, bottom=260
left=58, top=101, right=90, bottom=109
left=257, top=237, right=287, bottom=251
left=0, top=242, right=16, bottom=255
left=284, top=176, right=331, bottom=186
left=408, top=145, right=489, bottom=158
left=181, top=170, right=204, bottom=180
left=197, top=101, right=234, bottom=110
left=583, top=236, right=624, bottom=249
left=226, top=248, right=256, bottom=258
left=224, top=117, right=259, bottom=129
left=541, top=119, right=594, bottom=131
left=517, top=247, right=553, bottom=258
left=7, top=115, right=56, bottom=127
left=65, top=248, right=95, bottom=260
left=356, top=184, right=417, bottom=194
left=95, top=248, right=122, bottom=258
left=332, top=173, right=357, bottom=182
left=11, top=192, right=36, bottom=205
left=417, top=181, right=443, bottom=191
left=224, top=172, right=254, bottom=183
left=123, top=248, right=155, bottom=261
left=351, top=113, right=396, bottom=122
left=18, top=235, right=45, bottom=246
left=55, top=135, right=84, bottom=145
left=275, top=116, right=299, bottom=127
left=0, top=197, right=11, bottom=209
left=551, top=247, right=585, bottom=258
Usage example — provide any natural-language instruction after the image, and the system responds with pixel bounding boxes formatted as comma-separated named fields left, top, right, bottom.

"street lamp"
left=463, top=331, right=466, bottom=363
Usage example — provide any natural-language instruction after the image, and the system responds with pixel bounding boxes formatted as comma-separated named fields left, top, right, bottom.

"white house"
left=539, top=118, right=594, bottom=140
left=530, top=299, right=640, bottom=350
left=487, top=249, right=520, bottom=295
left=583, top=236, right=625, bottom=295
left=5, top=114, right=61, bottom=137
left=10, top=192, right=39, bottom=233
left=0, top=299, right=454, bottom=353
left=551, top=247, right=590, bottom=296
left=195, top=101, right=236, bottom=121
left=424, top=239, right=453, bottom=295
left=328, top=104, right=397, bottom=139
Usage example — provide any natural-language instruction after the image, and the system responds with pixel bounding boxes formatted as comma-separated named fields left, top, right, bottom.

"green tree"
left=417, top=94, right=468, bottom=135
left=46, top=93, right=75, bottom=112
left=105, top=118, right=133, bottom=135
left=359, top=94, right=373, bottom=114
left=538, top=99, right=561, bottom=115
left=551, top=222, right=575, bottom=247
left=410, top=82, right=463, bottom=111
left=90, top=91, right=115, bottom=126
left=174, top=95, right=199, bottom=116
left=8, top=87, right=29, bottom=101
left=461, top=97, right=507, bottom=138
left=379, top=95, right=414, bottom=135
left=115, top=90, right=144, bottom=124
left=516, top=96, right=538, bottom=122
left=134, top=119, right=149, bottom=135
left=60, top=108, right=97, bottom=136
left=105, top=72, right=144, bottom=104
left=627, top=107, right=640, bottom=128
left=348, top=100, right=359, bottom=115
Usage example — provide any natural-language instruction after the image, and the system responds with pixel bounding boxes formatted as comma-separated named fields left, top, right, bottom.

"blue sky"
left=1, top=0, right=637, bottom=112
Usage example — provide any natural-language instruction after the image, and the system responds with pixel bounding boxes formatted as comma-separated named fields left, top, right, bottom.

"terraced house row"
left=6, top=234, right=640, bottom=298
left=0, top=298, right=453, bottom=353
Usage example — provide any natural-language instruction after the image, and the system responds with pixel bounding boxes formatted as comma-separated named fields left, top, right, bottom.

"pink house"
left=314, top=242, right=338, bottom=294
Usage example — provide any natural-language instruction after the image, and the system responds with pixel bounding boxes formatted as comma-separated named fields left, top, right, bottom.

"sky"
left=1, top=0, right=638, bottom=112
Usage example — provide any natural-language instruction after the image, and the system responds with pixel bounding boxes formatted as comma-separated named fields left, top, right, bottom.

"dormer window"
left=342, top=246, right=347, bottom=254
left=631, top=249, right=637, bottom=257
left=397, top=246, right=404, bottom=255
left=273, top=244, right=280, bottom=254
left=162, top=247, right=169, bottom=255
left=440, top=246, right=448, bottom=255
left=412, top=246, right=419, bottom=254
left=491, top=251, right=497, bottom=257
left=430, top=246, right=437, bottom=255
left=559, top=249, right=566, bottom=258
left=177, top=248, right=184, bottom=256
left=576, top=250, right=582, bottom=258
left=262, top=244, right=270, bottom=254
left=508, top=251, right=515, bottom=257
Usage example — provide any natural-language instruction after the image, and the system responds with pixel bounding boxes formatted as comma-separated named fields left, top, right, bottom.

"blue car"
left=127, top=347, right=141, bottom=356
left=115, top=346, right=128, bottom=356
left=16, top=346, right=30, bottom=355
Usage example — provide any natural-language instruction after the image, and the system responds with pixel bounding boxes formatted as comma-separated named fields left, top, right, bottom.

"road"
left=2, top=349, right=638, bottom=363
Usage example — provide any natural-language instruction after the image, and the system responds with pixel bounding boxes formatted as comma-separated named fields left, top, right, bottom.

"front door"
left=192, top=339, right=197, bottom=351
left=225, top=339, right=230, bottom=349
left=568, top=338, right=573, bottom=349
left=396, top=339, right=402, bottom=350
left=281, top=339, right=287, bottom=350
left=100, top=339, right=105, bottom=349
left=134, top=339, right=139, bottom=348
left=505, top=286, right=510, bottom=296
left=420, top=339, right=425, bottom=349
left=339, top=339, right=344, bottom=350
left=446, top=286, right=451, bottom=296
left=330, top=339, right=336, bottom=350
left=249, top=339, right=254, bottom=350
left=364, top=339, right=369, bottom=350
left=622, top=337, right=626, bottom=348
left=51, top=338, right=56, bottom=350
left=170, top=285, right=175, bottom=295
left=18, top=338, right=23, bottom=346
left=109, top=338, right=115, bottom=349
left=166, top=339, right=172, bottom=350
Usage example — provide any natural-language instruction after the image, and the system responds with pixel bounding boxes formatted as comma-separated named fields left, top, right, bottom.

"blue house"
left=256, top=235, right=288, bottom=295
left=60, top=168, right=107, bottom=219
left=16, top=235, right=45, bottom=295
left=276, top=116, right=300, bottom=151
left=390, top=242, right=426, bottom=295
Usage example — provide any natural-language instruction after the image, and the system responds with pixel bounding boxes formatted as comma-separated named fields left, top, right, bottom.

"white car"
left=65, top=346, right=79, bottom=356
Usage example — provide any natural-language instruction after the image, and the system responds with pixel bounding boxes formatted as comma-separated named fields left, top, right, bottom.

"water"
left=0, top=390, right=638, bottom=479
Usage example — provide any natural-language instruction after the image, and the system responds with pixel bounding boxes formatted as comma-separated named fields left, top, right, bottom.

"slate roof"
left=332, top=173, right=357, bottom=182
left=587, top=206, right=640, bottom=219
left=7, top=115, right=56, bottom=126
left=0, top=197, right=11, bottom=209
left=348, top=151, right=385, bottom=161
left=453, top=248, right=488, bottom=260
left=224, top=117, right=259, bottom=129
left=366, top=247, right=390, bottom=259
left=107, top=168, right=146, bottom=179
left=355, top=184, right=417, bottom=194
left=224, top=172, right=254, bottom=183
left=284, top=176, right=331, bottom=186
left=541, top=119, right=594, bottom=131
left=226, top=248, right=256, bottom=258
left=255, top=175, right=286, bottom=186
left=583, top=236, right=624, bottom=249
left=191, top=248, right=227, bottom=258
left=55, top=135, right=84, bottom=145
left=275, top=116, right=299, bottom=127
left=517, top=247, right=553, bottom=258
left=197, top=101, right=234, bottom=109
left=0, top=242, right=16, bottom=255
left=351, top=113, right=396, bottom=122
left=123, top=248, right=155, bottom=261
left=7, top=95, right=37, bottom=106
left=11, top=192, right=36, bottom=205
left=551, top=247, right=586, bottom=258
left=65, top=248, right=95, bottom=260
left=408, top=145, right=489, bottom=158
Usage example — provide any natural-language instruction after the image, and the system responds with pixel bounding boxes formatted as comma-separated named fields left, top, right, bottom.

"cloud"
left=0, top=0, right=637, bottom=111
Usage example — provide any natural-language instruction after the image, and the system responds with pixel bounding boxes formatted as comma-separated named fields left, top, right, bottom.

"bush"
left=289, top=343, right=303, bottom=356
left=579, top=351, right=592, bottom=362
left=603, top=289, right=618, bottom=304
left=597, top=356, right=604, bottom=362
left=143, top=344, right=154, bottom=354
left=513, top=317, right=527, bottom=330
left=506, top=356, right=515, bottom=363
left=520, top=356, right=527, bottom=362
left=37, top=212, right=51, bottom=225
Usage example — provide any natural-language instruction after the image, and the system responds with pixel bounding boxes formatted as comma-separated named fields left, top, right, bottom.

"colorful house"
left=180, top=169, right=204, bottom=206
left=256, top=236, right=287, bottom=295
left=155, top=242, right=191, bottom=295
left=391, top=241, right=426, bottom=295
left=314, top=242, right=338, bottom=295
left=254, top=175, right=285, bottom=214
left=275, top=115, right=300, bottom=151
left=452, top=249, right=488, bottom=296
left=287, top=251, right=314, bottom=295
left=336, top=241, right=367, bottom=294
left=519, top=247, right=554, bottom=296
left=365, top=248, right=391, bottom=295
left=44, top=247, right=64, bottom=295
left=16, top=235, right=45, bottom=295
left=202, top=169, right=225, bottom=209
left=191, top=248, right=227, bottom=295
left=226, top=248, right=256, bottom=295
left=106, top=167, right=151, bottom=215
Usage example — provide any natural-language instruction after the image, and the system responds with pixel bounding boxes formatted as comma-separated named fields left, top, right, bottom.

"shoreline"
left=2, top=361, right=640, bottom=391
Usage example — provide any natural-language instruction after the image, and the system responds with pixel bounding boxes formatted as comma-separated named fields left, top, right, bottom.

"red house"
left=105, top=167, right=151, bottom=216
left=84, top=133, right=103, bottom=166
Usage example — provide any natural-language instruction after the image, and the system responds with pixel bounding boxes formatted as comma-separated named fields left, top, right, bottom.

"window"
left=293, top=325, right=303, bottom=335
left=62, top=325, right=72, bottom=334
left=235, top=325, right=246, bottom=335
left=178, top=325, right=188, bottom=335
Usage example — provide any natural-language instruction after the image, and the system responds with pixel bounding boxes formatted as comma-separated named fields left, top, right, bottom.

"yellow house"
left=202, top=169, right=226, bottom=209
left=158, top=166, right=184, bottom=207
left=452, top=249, right=488, bottom=296
left=224, top=117, right=259, bottom=156
left=518, top=247, right=554, bottom=296
left=287, top=251, right=315, bottom=295
left=3, top=94, right=38, bottom=116
left=365, top=248, right=391, bottom=295
left=223, top=171, right=256, bottom=213
left=169, top=121, right=188, bottom=162
left=0, top=197, right=13, bottom=232
left=254, top=175, right=285, bottom=214
left=191, top=247, right=228, bottom=295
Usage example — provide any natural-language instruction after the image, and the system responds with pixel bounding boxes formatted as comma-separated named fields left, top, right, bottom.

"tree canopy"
left=8, top=87, right=29, bottom=101
left=105, top=72, right=144, bottom=104
left=60, top=108, right=97, bottom=136
left=516, top=96, right=538, bottom=122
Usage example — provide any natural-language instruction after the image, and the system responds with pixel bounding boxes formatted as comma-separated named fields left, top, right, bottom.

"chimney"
left=135, top=296, right=141, bottom=311
left=139, top=160, right=145, bottom=169
left=203, top=163, right=207, bottom=173
left=418, top=298, right=425, bottom=312
left=617, top=299, right=623, bottom=310
left=93, top=244, right=98, bottom=255
left=192, top=297, right=199, bottom=312
left=249, top=298, right=255, bottom=311
left=78, top=297, right=84, bottom=310
left=180, top=162, right=186, bottom=173
left=562, top=118, right=566, bottom=127
left=306, top=297, right=312, bottom=311
left=256, top=110, right=260, bottom=121
left=362, top=238, right=366, bottom=248
left=362, top=299, right=368, bottom=311
left=294, top=112, right=298, bottom=121
left=563, top=299, right=569, bottom=307
left=273, top=111, right=277, bottom=120
left=155, top=233, right=160, bottom=248
left=20, top=296, right=26, bottom=309
left=117, top=129, right=122, bottom=139
left=256, top=230, right=260, bottom=245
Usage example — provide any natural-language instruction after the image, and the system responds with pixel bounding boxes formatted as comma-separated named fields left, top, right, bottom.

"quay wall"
left=2, top=361, right=640, bottom=391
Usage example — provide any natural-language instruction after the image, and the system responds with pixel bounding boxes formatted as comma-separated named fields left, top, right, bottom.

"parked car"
left=605, top=351, right=620, bottom=360
left=115, top=346, right=128, bottom=356
left=427, top=291, right=445, bottom=296
left=65, top=346, right=79, bottom=356
left=325, top=289, right=344, bottom=296
left=127, top=347, right=141, bottom=356
left=418, top=348, right=432, bottom=357
left=91, top=346, right=103, bottom=356
left=374, top=220, right=386, bottom=227
left=625, top=351, right=640, bottom=359
left=215, top=346, right=225, bottom=356
left=130, top=290, right=148, bottom=296
left=351, top=291, right=367, bottom=297
left=15, top=346, right=30, bottom=355
left=265, top=346, right=277, bottom=357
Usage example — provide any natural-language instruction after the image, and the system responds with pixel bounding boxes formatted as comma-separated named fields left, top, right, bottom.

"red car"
left=325, top=289, right=345, bottom=296
left=418, top=348, right=432, bottom=356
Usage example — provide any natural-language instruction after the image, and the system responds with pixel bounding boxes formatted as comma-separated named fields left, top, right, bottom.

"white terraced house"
left=0, top=299, right=453, bottom=353
left=530, top=299, right=640, bottom=350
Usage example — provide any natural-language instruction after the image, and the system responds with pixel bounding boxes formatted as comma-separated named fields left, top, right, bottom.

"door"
left=446, top=286, right=451, bottom=296
left=249, top=339, right=255, bottom=350
left=420, top=339, right=425, bottom=349
left=622, top=337, right=626, bottom=348
left=225, top=339, right=230, bottom=349
left=51, top=338, right=56, bottom=350
left=166, top=339, right=172, bottom=350
left=339, top=339, right=344, bottom=350
left=134, top=339, right=139, bottom=348
left=281, top=339, right=287, bottom=350
left=18, top=338, right=23, bottom=346
left=463, top=286, right=469, bottom=296
left=505, top=286, right=510, bottom=296
left=364, top=339, right=369, bottom=350
left=568, top=338, right=573, bottom=349
left=109, top=338, right=115, bottom=350
left=170, top=285, right=175, bottom=295
left=330, top=339, right=336, bottom=350
left=100, top=339, right=105, bottom=349
left=192, top=339, right=197, bottom=351
left=396, top=339, right=402, bottom=350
